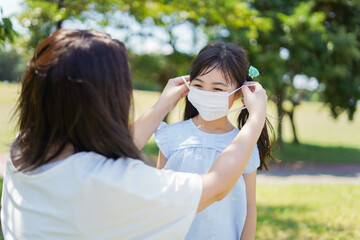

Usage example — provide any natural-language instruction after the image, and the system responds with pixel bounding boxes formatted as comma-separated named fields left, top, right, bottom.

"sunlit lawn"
left=0, top=82, right=19, bottom=153
left=256, top=184, right=360, bottom=240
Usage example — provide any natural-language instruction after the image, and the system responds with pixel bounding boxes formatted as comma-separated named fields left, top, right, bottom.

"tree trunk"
left=56, top=20, right=63, bottom=30
left=56, top=0, right=64, bottom=29
left=275, top=92, right=284, bottom=149
left=285, top=108, right=300, bottom=144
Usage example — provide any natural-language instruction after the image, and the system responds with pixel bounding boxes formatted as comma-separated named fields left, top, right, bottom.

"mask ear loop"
left=228, top=82, right=258, bottom=113
left=228, top=82, right=258, bottom=95
left=181, top=76, right=191, bottom=89
left=229, top=106, right=247, bottom=113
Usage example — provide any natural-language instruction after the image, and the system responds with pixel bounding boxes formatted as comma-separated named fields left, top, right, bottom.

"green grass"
left=276, top=101, right=360, bottom=149
left=0, top=82, right=19, bottom=153
left=256, top=184, right=360, bottom=240
left=273, top=142, right=360, bottom=164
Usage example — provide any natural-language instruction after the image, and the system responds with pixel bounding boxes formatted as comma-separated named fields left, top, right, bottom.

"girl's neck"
left=192, top=115, right=234, bottom=134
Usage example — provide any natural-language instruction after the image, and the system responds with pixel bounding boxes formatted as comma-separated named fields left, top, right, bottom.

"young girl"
left=155, top=42, right=275, bottom=239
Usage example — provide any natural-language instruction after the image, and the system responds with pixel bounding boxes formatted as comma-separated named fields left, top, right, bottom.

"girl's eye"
left=214, top=88, right=224, bottom=91
left=193, top=84, right=202, bottom=88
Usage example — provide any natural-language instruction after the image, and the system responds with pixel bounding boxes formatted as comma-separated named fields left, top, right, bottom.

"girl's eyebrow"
left=194, top=78, right=228, bottom=86
left=213, top=82, right=227, bottom=86
left=193, top=78, right=204, bottom=82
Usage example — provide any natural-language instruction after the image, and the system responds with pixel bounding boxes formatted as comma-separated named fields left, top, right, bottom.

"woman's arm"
left=156, top=151, right=168, bottom=169
left=132, top=76, right=189, bottom=150
left=241, top=170, right=257, bottom=240
left=197, top=83, right=267, bottom=213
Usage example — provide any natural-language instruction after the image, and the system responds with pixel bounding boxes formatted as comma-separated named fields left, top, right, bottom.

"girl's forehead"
left=196, top=68, right=237, bottom=87
left=201, top=68, right=224, bottom=79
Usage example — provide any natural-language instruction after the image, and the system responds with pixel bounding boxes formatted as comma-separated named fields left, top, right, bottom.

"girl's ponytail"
left=238, top=109, right=276, bottom=171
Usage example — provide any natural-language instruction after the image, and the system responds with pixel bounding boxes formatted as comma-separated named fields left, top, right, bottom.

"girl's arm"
left=197, top=83, right=267, bottom=213
left=156, top=150, right=168, bottom=169
left=241, top=170, right=257, bottom=240
left=132, top=76, right=189, bottom=150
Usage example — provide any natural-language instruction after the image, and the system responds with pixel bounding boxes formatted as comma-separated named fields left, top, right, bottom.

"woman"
left=1, top=29, right=268, bottom=240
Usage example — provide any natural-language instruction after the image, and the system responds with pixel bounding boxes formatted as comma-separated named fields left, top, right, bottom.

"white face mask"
left=182, top=76, right=256, bottom=121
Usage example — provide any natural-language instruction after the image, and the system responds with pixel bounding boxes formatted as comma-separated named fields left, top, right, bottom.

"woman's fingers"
left=157, top=75, right=190, bottom=113
left=242, top=82, right=267, bottom=117
left=169, top=75, right=190, bottom=86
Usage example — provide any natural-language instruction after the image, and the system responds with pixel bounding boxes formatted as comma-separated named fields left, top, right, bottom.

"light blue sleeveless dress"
left=155, top=119, right=260, bottom=240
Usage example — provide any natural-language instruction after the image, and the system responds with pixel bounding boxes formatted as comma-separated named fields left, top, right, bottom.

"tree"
left=313, top=0, right=360, bottom=120
left=204, top=0, right=359, bottom=147
left=16, top=0, right=360, bottom=144
left=249, top=1, right=327, bottom=147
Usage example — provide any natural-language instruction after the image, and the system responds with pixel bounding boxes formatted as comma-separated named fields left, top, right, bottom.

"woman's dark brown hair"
left=12, top=29, right=142, bottom=172
left=184, top=42, right=276, bottom=171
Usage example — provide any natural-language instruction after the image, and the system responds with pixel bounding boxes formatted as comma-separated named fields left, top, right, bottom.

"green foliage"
left=0, top=8, right=17, bottom=46
left=129, top=51, right=192, bottom=90
left=210, top=0, right=360, bottom=145
left=17, top=1, right=60, bottom=51
left=312, top=0, right=360, bottom=120
left=17, top=0, right=128, bottom=51
left=13, top=0, right=360, bottom=147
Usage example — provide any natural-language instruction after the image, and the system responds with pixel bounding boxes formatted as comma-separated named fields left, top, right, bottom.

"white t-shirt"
left=1, top=151, right=203, bottom=240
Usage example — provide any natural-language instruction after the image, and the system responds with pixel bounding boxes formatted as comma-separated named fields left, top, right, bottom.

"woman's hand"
left=156, top=75, right=190, bottom=113
left=241, top=82, right=267, bottom=121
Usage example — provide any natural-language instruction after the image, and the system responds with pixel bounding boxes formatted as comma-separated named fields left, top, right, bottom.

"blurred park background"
left=0, top=0, right=359, bottom=239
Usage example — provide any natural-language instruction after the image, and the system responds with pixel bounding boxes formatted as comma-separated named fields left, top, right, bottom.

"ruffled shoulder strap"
left=154, top=122, right=170, bottom=158
left=155, top=120, right=196, bottom=158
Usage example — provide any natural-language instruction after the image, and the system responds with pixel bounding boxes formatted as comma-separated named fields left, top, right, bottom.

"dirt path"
left=1, top=153, right=359, bottom=184
left=257, top=162, right=360, bottom=184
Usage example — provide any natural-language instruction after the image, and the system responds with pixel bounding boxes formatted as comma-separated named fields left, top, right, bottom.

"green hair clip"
left=246, top=66, right=260, bottom=82
left=249, top=66, right=259, bottom=78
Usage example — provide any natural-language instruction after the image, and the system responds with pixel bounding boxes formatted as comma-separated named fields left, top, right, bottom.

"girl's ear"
left=234, top=91, right=242, bottom=100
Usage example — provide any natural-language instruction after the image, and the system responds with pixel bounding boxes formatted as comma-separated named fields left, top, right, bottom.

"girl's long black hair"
left=184, top=42, right=276, bottom=171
